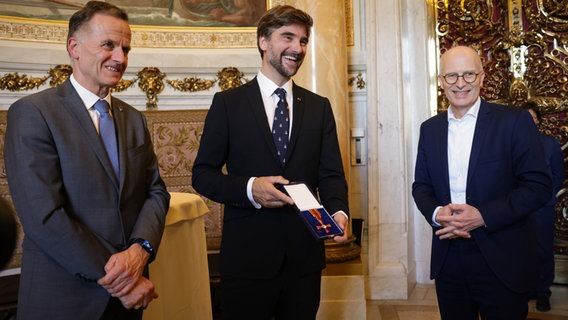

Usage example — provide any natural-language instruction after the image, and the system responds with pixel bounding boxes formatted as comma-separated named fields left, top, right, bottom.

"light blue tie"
left=273, top=88, right=289, bottom=166
left=93, top=99, right=119, bottom=178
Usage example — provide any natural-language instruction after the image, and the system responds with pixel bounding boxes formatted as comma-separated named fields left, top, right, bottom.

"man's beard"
left=269, top=51, right=304, bottom=78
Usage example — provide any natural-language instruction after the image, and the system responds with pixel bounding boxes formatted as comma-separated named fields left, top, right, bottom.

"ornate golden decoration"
left=0, top=64, right=246, bottom=108
left=167, top=77, right=216, bottom=92
left=348, top=72, right=366, bottom=89
left=0, top=0, right=290, bottom=48
left=217, top=67, right=248, bottom=91
left=137, top=67, right=166, bottom=109
left=0, top=72, right=48, bottom=91
left=111, top=78, right=137, bottom=93
left=344, top=0, right=355, bottom=46
left=436, top=0, right=568, bottom=107
left=48, top=64, right=72, bottom=87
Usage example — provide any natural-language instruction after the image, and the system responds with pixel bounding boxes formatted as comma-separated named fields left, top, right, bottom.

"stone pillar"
left=286, top=0, right=350, bottom=181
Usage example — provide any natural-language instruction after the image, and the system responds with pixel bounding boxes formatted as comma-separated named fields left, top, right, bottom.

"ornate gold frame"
left=0, top=0, right=283, bottom=48
left=0, top=0, right=354, bottom=48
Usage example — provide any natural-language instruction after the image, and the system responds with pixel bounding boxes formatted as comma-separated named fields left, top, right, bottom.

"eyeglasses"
left=441, top=71, right=483, bottom=84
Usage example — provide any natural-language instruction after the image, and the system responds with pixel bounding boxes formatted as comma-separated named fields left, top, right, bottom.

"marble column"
left=286, top=0, right=351, bottom=181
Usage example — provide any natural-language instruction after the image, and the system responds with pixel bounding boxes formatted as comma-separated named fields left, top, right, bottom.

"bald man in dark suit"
left=413, top=46, right=551, bottom=319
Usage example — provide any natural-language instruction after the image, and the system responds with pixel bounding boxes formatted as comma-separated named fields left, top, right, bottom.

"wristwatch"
left=130, top=238, right=155, bottom=262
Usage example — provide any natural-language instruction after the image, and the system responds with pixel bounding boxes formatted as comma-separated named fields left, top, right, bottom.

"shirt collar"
left=69, top=75, right=111, bottom=110
left=257, top=71, right=292, bottom=99
left=447, top=97, right=481, bottom=121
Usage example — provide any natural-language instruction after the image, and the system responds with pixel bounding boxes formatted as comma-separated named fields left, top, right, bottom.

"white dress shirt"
left=432, top=98, right=480, bottom=225
left=69, top=74, right=112, bottom=134
left=247, top=72, right=293, bottom=209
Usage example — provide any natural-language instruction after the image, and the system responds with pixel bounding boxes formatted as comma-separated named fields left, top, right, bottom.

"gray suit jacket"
left=4, top=79, right=170, bottom=319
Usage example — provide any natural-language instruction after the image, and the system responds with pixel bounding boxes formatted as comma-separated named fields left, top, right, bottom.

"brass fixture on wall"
left=348, top=72, right=366, bottom=90
left=216, top=66, right=248, bottom=91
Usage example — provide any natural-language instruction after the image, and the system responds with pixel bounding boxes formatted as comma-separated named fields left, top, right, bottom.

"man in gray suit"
left=3, top=1, right=170, bottom=319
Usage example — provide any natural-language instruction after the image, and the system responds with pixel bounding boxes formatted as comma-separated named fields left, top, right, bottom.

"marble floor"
left=366, top=283, right=568, bottom=320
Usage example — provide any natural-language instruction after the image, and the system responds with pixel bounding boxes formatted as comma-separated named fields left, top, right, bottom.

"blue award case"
left=282, top=183, right=344, bottom=240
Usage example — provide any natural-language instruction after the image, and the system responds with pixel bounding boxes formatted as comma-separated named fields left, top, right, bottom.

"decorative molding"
left=216, top=67, right=249, bottom=91
left=348, top=72, right=366, bottom=90
left=0, top=0, right=358, bottom=48
left=2, top=64, right=360, bottom=108
left=0, top=65, right=243, bottom=108
left=0, top=0, right=287, bottom=48
left=0, top=72, right=47, bottom=92
left=345, top=0, right=355, bottom=46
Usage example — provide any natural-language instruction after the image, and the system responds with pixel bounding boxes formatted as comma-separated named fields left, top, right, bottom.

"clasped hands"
left=434, top=203, right=485, bottom=240
left=98, top=244, right=157, bottom=310
left=252, top=176, right=349, bottom=242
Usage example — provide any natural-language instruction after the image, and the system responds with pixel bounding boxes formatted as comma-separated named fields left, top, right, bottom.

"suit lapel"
left=111, top=97, right=127, bottom=187
left=286, top=82, right=305, bottom=164
left=436, top=112, right=451, bottom=194
left=467, top=100, right=490, bottom=186
left=58, top=80, right=119, bottom=186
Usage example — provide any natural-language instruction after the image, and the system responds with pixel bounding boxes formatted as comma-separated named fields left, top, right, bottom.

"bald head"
left=438, top=46, right=485, bottom=117
left=440, top=46, right=483, bottom=74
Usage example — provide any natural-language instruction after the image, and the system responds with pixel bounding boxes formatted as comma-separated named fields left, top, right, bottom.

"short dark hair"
left=67, top=1, right=128, bottom=41
left=256, top=5, right=313, bottom=58
left=520, top=101, right=542, bottom=122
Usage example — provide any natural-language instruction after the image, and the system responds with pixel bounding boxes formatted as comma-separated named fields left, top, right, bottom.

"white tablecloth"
left=144, top=192, right=212, bottom=320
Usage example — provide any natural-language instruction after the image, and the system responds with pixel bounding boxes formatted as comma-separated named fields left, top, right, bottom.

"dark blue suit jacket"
left=539, top=133, right=564, bottom=204
left=412, top=99, right=551, bottom=293
left=192, top=78, right=348, bottom=279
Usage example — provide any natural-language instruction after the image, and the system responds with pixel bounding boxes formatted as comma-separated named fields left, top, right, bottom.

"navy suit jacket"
left=192, top=78, right=348, bottom=279
left=4, top=79, right=170, bottom=319
left=412, top=99, right=551, bottom=293
left=539, top=133, right=565, bottom=205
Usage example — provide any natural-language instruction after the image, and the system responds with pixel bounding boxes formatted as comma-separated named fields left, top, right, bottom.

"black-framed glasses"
left=441, top=71, right=483, bottom=84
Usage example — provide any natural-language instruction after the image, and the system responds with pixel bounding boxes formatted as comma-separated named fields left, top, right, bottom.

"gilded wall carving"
left=435, top=0, right=568, bottom=108
left=435, top=0, right=568, bottom=280
left=0, top=65, right=238, bottom=108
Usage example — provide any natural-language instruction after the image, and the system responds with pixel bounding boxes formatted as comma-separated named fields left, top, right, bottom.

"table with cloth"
left=143, top=192, right=212, bottom=320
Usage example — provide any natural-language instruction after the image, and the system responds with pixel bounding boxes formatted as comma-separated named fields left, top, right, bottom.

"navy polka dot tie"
left=93, top=99, right=119, bottom=178
left=273, top=88, right=289, bottom=166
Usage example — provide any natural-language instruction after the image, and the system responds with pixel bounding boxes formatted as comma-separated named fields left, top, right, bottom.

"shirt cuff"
left=247, top=177, right=262, bottom=209
left=332, top=210, right=349, bottom=220
left=431, top=206, right=442, bottom=227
